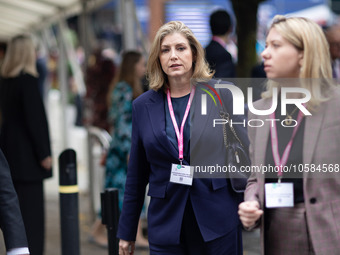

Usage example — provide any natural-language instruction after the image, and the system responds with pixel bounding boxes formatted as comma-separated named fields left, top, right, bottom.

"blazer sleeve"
left=117, top=101, right=150, bottom=241
left=21, top=75, right=51, bottom=162
left=243, top=110, right=262, bottom=230
left=0, top=149, right=28, bottom=250
left=244, top=110, right=260, bottom=203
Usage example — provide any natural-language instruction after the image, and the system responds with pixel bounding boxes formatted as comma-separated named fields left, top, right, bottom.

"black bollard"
left=59, top=149, right=80, bottom=255
left=101, top=188, right=119, bottom=255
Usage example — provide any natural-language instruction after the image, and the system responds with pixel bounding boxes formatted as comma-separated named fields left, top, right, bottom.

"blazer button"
left=310, top=198, right=317, bottom=204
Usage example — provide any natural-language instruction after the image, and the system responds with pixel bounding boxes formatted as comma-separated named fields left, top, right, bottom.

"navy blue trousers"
left=149, top=199, right=243, bottom=255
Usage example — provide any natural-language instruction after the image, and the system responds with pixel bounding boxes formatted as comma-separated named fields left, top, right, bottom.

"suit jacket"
left=117, top=80, right=249, bottom=245
left=0, top=73, right=52, bottom=182
left=205, top=40, right=235, bottom=78
left=245, top=87, right=340, bottom=255
left=0, top=148, right=28, bottom=250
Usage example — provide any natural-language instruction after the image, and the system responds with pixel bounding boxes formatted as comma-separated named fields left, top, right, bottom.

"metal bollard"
left=101, top=188, right=119, bottom=255
left=59, top=149, right=80, bottom=255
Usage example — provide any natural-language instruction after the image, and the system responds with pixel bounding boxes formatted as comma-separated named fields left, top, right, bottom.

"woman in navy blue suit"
left=118, top=21, right=249, bottom=255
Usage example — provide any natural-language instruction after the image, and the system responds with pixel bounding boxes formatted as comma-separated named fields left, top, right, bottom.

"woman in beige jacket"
left=239, top=16, right=340, bottom=255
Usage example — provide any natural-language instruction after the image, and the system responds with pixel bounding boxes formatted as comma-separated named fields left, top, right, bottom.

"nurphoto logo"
left=200, top=82, right=312, bottom=128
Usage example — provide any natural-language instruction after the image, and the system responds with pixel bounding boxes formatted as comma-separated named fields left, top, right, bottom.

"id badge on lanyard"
left=170, top=164, right=194, bottom=186
left=167, top=87, right=195, bottom=186
left=265, top=109, right=304, bottom=208
left=265, top=182, right=294, bottom=208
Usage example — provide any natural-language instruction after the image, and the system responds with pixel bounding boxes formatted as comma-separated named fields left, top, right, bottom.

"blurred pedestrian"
left=238, top=15, right=340, bottom=255
left=118, top=21, right=249, bottom=255
left=205, top=9, right=235, bottom=78
left=84, top=47, right=116, bottom=131
left=89, top=51, right=146, bottom=248
left=35, top=42, right=48, bottom=101
left=325, top=24, right=340, bottom=80
left=0, top=34, right=52, bottom=255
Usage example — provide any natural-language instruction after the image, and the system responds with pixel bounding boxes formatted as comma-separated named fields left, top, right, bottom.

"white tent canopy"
left=0, top=0, right=110, bottom=41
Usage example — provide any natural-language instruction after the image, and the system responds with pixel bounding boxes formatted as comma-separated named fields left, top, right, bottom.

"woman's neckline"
left=171, top=93, right=190, bottom=99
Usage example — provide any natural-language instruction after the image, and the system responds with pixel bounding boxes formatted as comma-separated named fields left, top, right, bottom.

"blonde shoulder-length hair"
left=262, top=15, right=335, bottom=110
left=1, top=34, right=38, bottom=78
left=147, top=21, right=213, bottom=91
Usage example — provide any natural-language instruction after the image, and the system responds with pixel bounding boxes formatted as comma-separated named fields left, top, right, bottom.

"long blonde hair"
left=262, top=15, right=335, bottom=110
left=1, top=34, right=38, bottom=78
left=147, top=21, right=213, bottom=91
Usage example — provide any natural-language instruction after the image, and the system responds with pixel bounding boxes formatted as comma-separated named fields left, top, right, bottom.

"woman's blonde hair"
left=147, top=21, right=213, bottom=91
left=262, top=15, right=335, bottom=109
left=1, top=34, right=38, bottom=78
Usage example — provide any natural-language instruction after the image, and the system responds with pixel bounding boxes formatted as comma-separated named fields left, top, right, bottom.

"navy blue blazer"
left=117, top=81, right=249, bottom=245
left=0, top=149, right=28, bottom=250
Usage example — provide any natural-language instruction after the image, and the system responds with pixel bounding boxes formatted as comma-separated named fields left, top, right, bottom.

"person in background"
left=0, top=34, right=52, bottom=255
left=205, top=9, right=235, bottom=78
left=84, top=47, right=116, bottom=131
left=35, top=42, right=48, bottom=101
left=238, top=16, right=340, bottom=255
left=118, top=21, right=249, bottom=255
left=90, top=51, right=147, bottom=248
left=325, top=24, right=340, bottom=81
left=0, top=148, right=29, bottom=255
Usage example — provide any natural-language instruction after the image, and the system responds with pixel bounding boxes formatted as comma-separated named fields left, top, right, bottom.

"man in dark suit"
left=0, top=148, right=29, bottom=255
left=205, top=10, right=236, bottom=78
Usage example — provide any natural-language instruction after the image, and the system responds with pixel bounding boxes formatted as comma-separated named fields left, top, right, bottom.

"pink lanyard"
left=166, top=86, right=196, bottom=164
left=270, top=109, right=304, bottom=180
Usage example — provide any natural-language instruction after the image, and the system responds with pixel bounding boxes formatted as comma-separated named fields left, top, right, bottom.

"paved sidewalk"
left=44, top=192, right=149, bottom=255
left=0, top=191, right=260, bottom=255
left=44, top=192, right=260, bottom=255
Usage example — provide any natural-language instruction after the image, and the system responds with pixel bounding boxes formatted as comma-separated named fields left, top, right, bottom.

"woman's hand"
left=40, top=156, right=52, bottom=170
left=119, top=239, right=135, bottom=255
left=238, top=200, right=263, bottom=228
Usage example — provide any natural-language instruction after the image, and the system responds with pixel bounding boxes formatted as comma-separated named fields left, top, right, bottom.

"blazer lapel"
left=190, top=85, right=216, bottom=151
left=146, top=90, right=179, bottom=161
